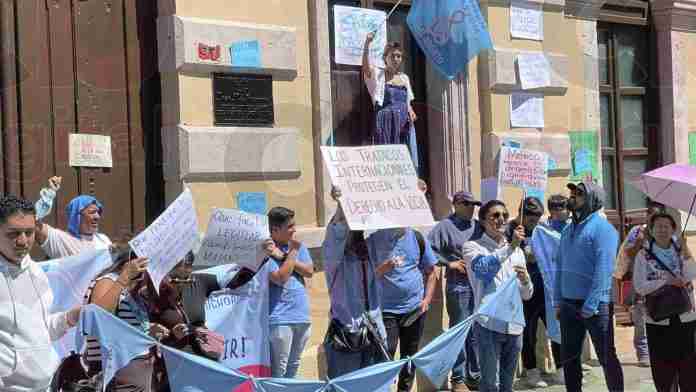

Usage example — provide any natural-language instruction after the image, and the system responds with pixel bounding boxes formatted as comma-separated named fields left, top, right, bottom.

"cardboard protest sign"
left=201, top=263, right=272, bottom=386
left=197, top=208, right=269, bottom=271
left=321, top=145, right=434, bottom=230
left=130, top=188, right=198, bottom=293
left=498, top=146, right=548, bottom=196
left=333, top=5, right=387, bottom=67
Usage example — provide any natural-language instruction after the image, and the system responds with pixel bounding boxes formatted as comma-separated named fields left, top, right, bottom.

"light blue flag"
left=255, top=377, right=327, bottom=392
left=42, top=249, right=113, bottom=358
left=327, top=359, right=407, bottom=392
left=530, top=224, right=562, bottom=343
left=407, top=0, right=493, bottom=79
left=412, top=316, right=475, bottom=388
left=476, top=276, right=525, bottom=329
left=160, top=345, right=248, bottom=392
left=76, top=305, right=156, bottom=391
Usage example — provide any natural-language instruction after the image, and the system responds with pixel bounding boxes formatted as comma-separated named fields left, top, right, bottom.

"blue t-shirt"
left=268, top=244, right=313, bottom=325
left=368, top=229, right=438, bottom=314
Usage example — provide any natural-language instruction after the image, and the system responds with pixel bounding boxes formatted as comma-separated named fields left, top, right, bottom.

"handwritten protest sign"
left=333, top=5, right=386, bottom=67
left=130, top=188, right=198, bottom=293
left=511, top=92, right=544, bottom=128
left=498, top=147, right=548, bottom=193
left=69, top=134, right=113, bottom=168
left=202, top=263, right=271, bottom=384
left=321, top=145, right=434, bottom=230
left=197, top=208, right=269, bottom=271
left=510, top=0, right=543, bottom=41
left=517, top=53, right=551, bottom=90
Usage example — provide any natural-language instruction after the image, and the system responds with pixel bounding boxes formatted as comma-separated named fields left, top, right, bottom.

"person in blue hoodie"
left=554, top=181, right=624, bottom=392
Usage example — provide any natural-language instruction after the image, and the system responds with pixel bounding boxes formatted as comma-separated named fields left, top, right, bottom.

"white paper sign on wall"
left=69, top=134, right=113, bottom=168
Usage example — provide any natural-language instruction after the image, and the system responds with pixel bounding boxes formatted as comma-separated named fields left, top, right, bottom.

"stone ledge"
left=652, top=0, right=696, bottom=32
left=162, top=125, right=301, bottom=181
left=486, top=48, right=569, bottom=94
left=157, top=15, right=297, bottom=79
left=564, top=0, right=607, bottom=20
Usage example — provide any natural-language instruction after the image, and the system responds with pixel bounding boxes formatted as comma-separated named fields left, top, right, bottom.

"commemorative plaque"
left=213, top=73, right=274, bottom=126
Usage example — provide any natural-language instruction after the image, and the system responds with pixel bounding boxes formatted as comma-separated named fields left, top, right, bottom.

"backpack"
left=50, top=352, right=99, bottom=392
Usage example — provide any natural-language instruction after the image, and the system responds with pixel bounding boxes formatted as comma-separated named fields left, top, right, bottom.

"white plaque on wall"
left=69, top=134, right=113, bottom=168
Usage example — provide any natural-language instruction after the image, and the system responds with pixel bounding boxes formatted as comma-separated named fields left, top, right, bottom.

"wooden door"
left=328, top=0, right=430, bottom=182
left=0, top=0, right=163, bottom=250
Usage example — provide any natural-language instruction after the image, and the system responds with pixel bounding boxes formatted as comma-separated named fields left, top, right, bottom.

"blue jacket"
left=554, top=211, right=618, bottom=317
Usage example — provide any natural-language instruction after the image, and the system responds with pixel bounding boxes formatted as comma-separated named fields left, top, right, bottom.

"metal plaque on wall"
left=212, top=73, right=274, bottom=126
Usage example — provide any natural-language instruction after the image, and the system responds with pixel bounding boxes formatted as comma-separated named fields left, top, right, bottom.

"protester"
left=632, top=212, right=696, bottom=391
left=0, top=195, right=81, bottom=391
left=363, top=32, right=419, bottom=171
left=614, top=200, right=666, bottom=367
left=144, top=251, right=255, bottom=391
left=505, top=197, right=562, bottom=387
left=462, top=199, right=533, bottom=392
left=369, top=224, right=437, bottom=392
left=322, top=187, right=389, bottom=378
left=35, top=176, right=113, bottom=258
left=83, top=247, right=166, bottom=391
left=264, top=206, right=314, bottom=379
left=428, top=190, right=483, bottom=391
left=546, top=195, right=571, bottom=233
left=555, top=181, right=624, bottom=392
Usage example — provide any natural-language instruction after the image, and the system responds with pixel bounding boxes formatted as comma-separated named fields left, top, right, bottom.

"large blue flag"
left=328, top=359, right=407, bottom=392
left=476, top=276, right=525, bottom=329
left=75, top=305, right=156, bottom=391
left=412, top=315, right=474, bottom=388
left=255, top=377, right=327, bottom=392
left=160, top=345, right=248, bottom=392
left=530, top=224, right=562, bottom=343
left=407, top=0, right=493, bottom=79
left=42, top=248, right=113, bottom=358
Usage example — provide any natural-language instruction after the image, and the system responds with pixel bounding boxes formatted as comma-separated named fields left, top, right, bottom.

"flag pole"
left=371, top=0, right=405, bottom=34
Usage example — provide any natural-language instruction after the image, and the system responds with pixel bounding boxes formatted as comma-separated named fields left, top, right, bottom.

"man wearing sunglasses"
left=555, top=181, right=624, bottom=392
left=462, top=200, right=533, bottom=392
left=614, top=199, right=666, bottom=368
left=428, top=191, right=483, bottom=392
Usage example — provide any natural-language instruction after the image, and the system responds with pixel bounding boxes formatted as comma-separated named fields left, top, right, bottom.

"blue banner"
left=407, top=0, right=493, bottom=79
left=530, top=224, right=562, bottom=343
left=477, top=276, right=525, bottom=329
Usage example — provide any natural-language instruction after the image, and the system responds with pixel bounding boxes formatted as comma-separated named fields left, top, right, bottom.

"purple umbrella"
left=632, top=163, right=696, bottom=232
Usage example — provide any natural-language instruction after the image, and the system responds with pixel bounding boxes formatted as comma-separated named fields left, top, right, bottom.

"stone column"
left=651, top=0, right=696, bottom=165
left=425, top=64, right=476, bottom=220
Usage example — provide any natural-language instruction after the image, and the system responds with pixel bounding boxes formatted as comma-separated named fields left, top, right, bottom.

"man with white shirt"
left=463, top=199, right=533, bottom=392
left=0, top=195, right=80, bottom=391
left=34, top=177, right=112, bottom=258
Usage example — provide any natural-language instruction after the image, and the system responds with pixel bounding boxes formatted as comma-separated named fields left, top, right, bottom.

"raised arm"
left=362, top=32, right=374, bottom=80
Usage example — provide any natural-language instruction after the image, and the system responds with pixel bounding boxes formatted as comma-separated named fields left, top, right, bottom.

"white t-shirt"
left=40, top=225, right=112, bottom=259
left=364, top=65, right=415, bottom=107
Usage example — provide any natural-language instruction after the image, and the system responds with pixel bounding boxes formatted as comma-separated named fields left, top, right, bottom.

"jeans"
left=446, top=289, right=480, bottom=384
left=631, top=302, right=649, bottom=359
left=383, top=311, right=426, bottom=392
left=559, top=300, right=624, bottom=392
left=476, top=325, right=522, bottom=392
left=324, top=339, right=385, bottom=379
left=270, top=323, right=311, bottom=378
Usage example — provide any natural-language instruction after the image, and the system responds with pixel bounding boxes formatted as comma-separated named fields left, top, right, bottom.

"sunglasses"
left=486, top=212, right=510, bottom=221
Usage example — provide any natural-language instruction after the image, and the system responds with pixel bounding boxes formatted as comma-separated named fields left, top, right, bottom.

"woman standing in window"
left=362, top=32, right=419, bottom=172
left=633, top=212, right=696, bottom=391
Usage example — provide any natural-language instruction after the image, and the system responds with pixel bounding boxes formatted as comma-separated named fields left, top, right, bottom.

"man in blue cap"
left=555, top=181, right=624, bottom=392
left=428, top=190, right=483, bottom=392
left=34, top=176, right=112, bottom=258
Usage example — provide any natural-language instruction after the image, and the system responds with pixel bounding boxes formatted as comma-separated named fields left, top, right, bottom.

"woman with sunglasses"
left=462, top=200, right=532, bottom=392
left=82, top=247, right=167, bottom=392
left=143, top=252, right=258, bottom=392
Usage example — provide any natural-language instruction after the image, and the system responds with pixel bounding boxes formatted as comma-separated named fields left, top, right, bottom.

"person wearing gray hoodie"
left=0, top=195, right=80, bottom=391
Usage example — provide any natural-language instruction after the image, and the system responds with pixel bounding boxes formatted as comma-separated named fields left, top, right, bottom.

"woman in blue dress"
left=362, top=32, right=419, bottom=172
